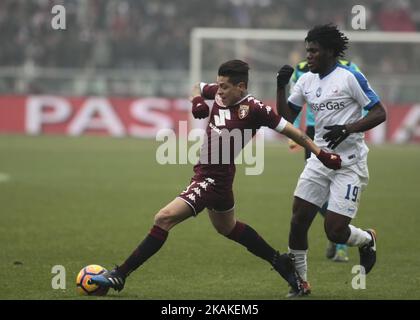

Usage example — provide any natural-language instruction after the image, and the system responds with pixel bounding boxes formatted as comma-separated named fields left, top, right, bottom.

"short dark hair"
left=218, top=60, right=249, bottom=86
left=305, top=24, right=349, bottom=58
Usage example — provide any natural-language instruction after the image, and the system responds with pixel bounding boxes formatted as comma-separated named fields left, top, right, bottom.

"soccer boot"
left=325, top=241, right=336, bottom=259
left=332, top=244, right=349, bottom=262
left=286, top=280, right=311, bottom=298
left=90, top=267, right=126, bottom=292
left=272, top=252, right=303, bottom=294
left=359, top=229, right=377, bottom=274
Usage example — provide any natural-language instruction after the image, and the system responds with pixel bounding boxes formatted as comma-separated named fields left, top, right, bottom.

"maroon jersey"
left=193, top=83, right=282, bottom=184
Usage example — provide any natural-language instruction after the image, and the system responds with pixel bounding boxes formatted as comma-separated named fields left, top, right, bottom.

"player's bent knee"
left=290, top=215, right=311, bottom=230
left=154, top=208, right=177, bottom=230
left=213, top=223, right=233, bottom=236
left=325, top=227, right=347, bottom=244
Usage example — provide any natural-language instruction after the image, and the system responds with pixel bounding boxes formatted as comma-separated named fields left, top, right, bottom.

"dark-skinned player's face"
left=306, top=41, right=334, bottom=74
left=216, top=76, right=246, bottom=107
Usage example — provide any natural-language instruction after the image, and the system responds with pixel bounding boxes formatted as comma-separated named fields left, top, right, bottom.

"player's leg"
left=324, top=212, right=352, bottom=244
left=90, top=198, right=194, bottom=291
left=325, top=165, right=376, bottom=274
left=206, top=185, right=281, bottom=265
left=304, top=125, right=348, bottom=261
left=319, top=201, right=349, bottom=262
left=209, top=208, right=277, bottom=263
left=324, top=211, right=375, bottom=273
left=317, top=202, right=335, bottom=258
left=118, top=198, right=194, bottom=276
left=288, top=160, right=330, bottom=296
left=288, top=196, right=319, bottom=284
left=208, top=208, right=302, bottom=293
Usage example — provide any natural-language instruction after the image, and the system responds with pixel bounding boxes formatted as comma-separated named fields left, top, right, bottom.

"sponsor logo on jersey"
left=209, top=122, right=222, bottom=135
left=310, top=101, right=345, bottom=111
left=238, top=104, right=249, bottom=119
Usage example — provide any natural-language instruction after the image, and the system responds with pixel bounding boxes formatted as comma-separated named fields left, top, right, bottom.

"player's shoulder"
left=335, top=64, right=371, bottom=93
left=338, top=59, right=361, bottom=72
left=296, top=70, right=316, bottom=84
left=244, top=95, right=274, bottom=113
left=241, top=95, right=265, bottom=108
left=336, top=63, right=367, bottom=83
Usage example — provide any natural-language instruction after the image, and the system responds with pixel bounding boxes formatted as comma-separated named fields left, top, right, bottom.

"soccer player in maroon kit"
left=91, top=60, right=341, bottom=295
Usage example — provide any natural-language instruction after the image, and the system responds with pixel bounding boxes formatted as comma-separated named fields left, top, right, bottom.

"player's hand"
left=288, top=138, right=298, bottom=150
left=317, top=149, right=342, bottom=170
left=191, top=96, right=210, bottom=119
left=323, top=125, right=349, bottom=149
left=277, top=65, right=294, bottom=88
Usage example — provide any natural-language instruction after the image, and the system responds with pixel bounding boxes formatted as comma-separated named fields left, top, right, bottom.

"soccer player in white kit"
left=276, top=24, right=387, bottom=297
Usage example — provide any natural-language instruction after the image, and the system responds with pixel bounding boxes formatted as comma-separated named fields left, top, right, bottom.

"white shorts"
left=294, top=157, right=369, bottom=218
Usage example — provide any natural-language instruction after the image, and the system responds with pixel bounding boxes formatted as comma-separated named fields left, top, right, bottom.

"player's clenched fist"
left=191, top=96, right=210, bottom=119
left=316, top=149, right=342, bottom=170
left=276, top=65, right=294, bottom=88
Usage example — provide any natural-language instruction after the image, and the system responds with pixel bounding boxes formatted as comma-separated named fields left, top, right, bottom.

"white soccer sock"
left=346, top=225, right=372, bottom=247
left=288, top=248, right=308, bottom=281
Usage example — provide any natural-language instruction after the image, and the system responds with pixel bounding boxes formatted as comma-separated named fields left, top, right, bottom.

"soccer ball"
left=76, top=264, right=109, bottom=296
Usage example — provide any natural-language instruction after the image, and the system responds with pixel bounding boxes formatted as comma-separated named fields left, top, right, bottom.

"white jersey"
left=288, top=63, right=380, bottom=166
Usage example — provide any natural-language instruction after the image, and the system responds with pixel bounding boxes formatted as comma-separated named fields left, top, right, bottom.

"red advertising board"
left=0, top=95, right=419, bottom=143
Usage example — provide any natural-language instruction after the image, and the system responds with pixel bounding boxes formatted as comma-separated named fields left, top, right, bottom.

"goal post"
left=190, top=27, right=420, bottom=86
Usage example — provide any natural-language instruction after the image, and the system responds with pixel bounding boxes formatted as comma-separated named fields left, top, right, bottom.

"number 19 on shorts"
left=345, top=184, right=359, bottom=202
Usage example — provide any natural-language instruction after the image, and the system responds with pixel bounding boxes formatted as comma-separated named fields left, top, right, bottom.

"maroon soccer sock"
left=118, top=225, right=168, bottom=277
left=226, top=221, right=276, bottom=264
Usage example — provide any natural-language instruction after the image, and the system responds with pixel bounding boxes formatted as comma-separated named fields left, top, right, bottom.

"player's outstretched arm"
left=323, top=102, right=387, bottom=149
left=282, top=122, right=341, bottom=170
left=345, top=102, right=387, bottom=134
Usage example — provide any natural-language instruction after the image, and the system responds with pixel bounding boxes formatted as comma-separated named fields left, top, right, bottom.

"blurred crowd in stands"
left=1, top=0, right=419, bottom=71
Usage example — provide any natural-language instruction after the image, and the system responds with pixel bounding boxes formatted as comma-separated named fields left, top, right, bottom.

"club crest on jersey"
left=316, top=87, right=322, bottom=97
left=238, top=105, right=249, bottom=119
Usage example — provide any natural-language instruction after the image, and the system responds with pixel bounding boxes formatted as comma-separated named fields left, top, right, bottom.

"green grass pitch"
left=1, top=135, right=419, bottom=299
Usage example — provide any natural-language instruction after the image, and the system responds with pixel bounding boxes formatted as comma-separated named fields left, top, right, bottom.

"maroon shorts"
left=177, top=176, right=234, bottom=215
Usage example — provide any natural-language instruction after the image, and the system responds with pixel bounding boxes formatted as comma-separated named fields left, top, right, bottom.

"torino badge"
left=238, top=105, right=249, bottom=119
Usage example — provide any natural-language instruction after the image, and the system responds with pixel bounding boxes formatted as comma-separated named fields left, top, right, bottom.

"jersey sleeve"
left=252, top=101, right=283, bottom=129
left=347, top=72, right=380, bottom=111
left=287, top=76, right=305, bottom=112
left=200, top=82, right=218, bottom=100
